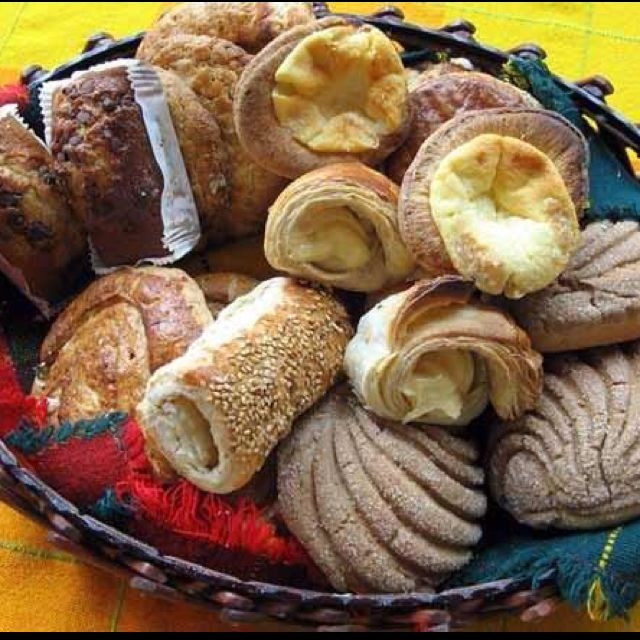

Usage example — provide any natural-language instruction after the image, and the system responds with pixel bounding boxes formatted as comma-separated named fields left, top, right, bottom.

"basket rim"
left=0, top=437, right=552, bottom=611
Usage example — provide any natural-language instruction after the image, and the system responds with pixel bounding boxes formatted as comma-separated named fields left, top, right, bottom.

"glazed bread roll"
left=195, top=271, right=259, bottom=318
left=489, top=343, right=640, bottom=530
left=278, top=388, right=487, bottom=593
left=138, top=2, right=316, bottom=56
left=510, top=221, right=640, bottom=353
left=137, top=278, right=353, bottom=495
left=139, top=34, right=288, bottom=242
left=387, top=72, right=540, bottom=184
left=33, top=267, right=213, bottom=424
left=345, top=277, right=543, bottom=427
left=234, top=18, right=411, bottom=179
left=265, top=164, right=414, bottom=292
left=0, top=107, right=86, bottom=314
left=399, top=108, right=589, bottom=299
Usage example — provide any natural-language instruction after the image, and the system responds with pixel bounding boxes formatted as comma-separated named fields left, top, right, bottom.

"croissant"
left=32, top=267, right=213, bottom=424
left=265, top=164, right=414, bottom=292
left=510, top=221, right=640, bottom=353
left=278, top=387, right=487, bottom=593
left=136, top=278, right=353, bottom=495
left=344, top=277, right=543, bottom=427
left=489, top=343, right=640, bottom=530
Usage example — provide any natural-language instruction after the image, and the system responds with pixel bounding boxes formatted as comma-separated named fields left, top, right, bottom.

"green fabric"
left=506, top=57, right=640, bottom=221
left=87, top=489, right=132, bottom=527
left=5, top=413, right=127, bottom=456
left=452, top=521, right=640, bottom=621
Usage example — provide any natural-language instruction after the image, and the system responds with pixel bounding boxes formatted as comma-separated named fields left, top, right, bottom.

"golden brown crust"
left=35, top=267, right=212, bottom=424
left=510, top=221, right=640, bottom=353
left=489, top=343, right=640, bottom=530
left=398, top=108, right=589, bottom=280
left=195, top=271, right=259, bottom=317
left=265, top=163, right=414, bottom=292
left=387, top=72, right=540, bottom=184
left=345, top=276, right=543, bottom=425
left=136, top=278, right=353, bottom=495
left=0, top=113, right=86, bottom=305
left=139, top=34, right=287, bottom=242
left=278, top=388, right=486, bottom=593
left=155, top=69, right=230, bottom=244
left=234, top=18, right=411, bottom=179
left=138, top=2, right=316, bottom=56
left=50, top=67, right=169, bottom=268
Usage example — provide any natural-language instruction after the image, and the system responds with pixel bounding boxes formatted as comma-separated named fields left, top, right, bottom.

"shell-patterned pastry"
left=265, top=164, right=414, bottom=292
left=510, top=221, right=640, bottom=353
left=345, top=277, right=543, bottom=427
left=138, top=2, right=316, bottom=56
left=488, top=343, right=640, bottom=530
left=399, top=108, right=589, bottom=299
left=137, top=278, right=353, bottom=495
left=278, top=388, right=487, bottom=594
left=234, top=17, right=411, bottom=179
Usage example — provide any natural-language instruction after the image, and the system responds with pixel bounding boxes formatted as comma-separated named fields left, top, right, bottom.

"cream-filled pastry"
left=265, top=164, right=414, bottom=292
left=344, top=277, right=543, bottom=426
left=399, top=108, right=589, bottom=299
left=234, top=17, right=411, bottom=179
left=137, top=278, right=353, bottom=495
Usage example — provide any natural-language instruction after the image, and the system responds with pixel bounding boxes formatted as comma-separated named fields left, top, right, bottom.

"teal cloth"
left=506, top=57, right=640, bottom=221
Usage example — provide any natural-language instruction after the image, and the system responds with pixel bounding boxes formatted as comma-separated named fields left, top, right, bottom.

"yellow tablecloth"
left=0, top=2, right=639, bottom=632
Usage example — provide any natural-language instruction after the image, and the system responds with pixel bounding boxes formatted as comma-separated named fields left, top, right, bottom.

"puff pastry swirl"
left=265, top=164, right=414, bottom=292
left=137, top=278, right=353, bottom=495
left=344, top=277, right=543, bottom=426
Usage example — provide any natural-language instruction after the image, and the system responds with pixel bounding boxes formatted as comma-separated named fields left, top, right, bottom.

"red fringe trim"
left=0, top=83, right=28, bottom=109
left=117, top=474, right=310, bottom=568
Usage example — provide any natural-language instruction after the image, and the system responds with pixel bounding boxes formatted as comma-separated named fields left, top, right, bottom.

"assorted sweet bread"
left=345, top=277, right=542, bottom=427
left=234, top=17, right=411, bottom=178
left=0, top=106, right=86, bottom=316
left=488, top=343, right=640, bottom=530
left=265, top=163, right=414, bottom=292
left=5, top=0, right=640, bottom=598
left=509, top=220, right=640, bottom=353
left=278, top=387, right=487, bottom=593
left=136, top=278, right=352, bottom=495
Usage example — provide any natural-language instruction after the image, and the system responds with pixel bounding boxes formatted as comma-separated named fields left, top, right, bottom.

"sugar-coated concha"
left=489, top=342, right=640, bottom=530
left=278, top=388, right=487, bottom=593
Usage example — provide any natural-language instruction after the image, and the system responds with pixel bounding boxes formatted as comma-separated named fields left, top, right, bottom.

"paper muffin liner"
left=40, top=59, right=201, bottom=274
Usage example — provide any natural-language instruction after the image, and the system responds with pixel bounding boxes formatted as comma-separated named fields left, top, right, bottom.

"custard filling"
left=289, top=206, right=373, bottom=272
left=272, top=25, right=407, bottom=153
left=401, top=350, right=489, bottom=426
left=430, top=134, right=579, bottom=299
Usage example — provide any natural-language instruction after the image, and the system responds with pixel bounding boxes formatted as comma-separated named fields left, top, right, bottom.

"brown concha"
left=510, top=220, right=640, bottom=353
left=278, top=388, right=487, bottom=594
left=488, top=343, right=640, bottom=530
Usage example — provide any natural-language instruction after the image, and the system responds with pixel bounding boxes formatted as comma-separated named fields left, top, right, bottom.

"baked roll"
left=138, top=35, right=288, bottom=242
left=345, top=277, right=543, bottom=427
left=138, top=2, right=316, bottom=56
left=387, top=72, right=539, bottom=184
left=136, top=278, right=353, bottom=495
left=33, top=267, right=212, bottom=425
left=44, top=62, right=201, bottom=271
left=234, top=18, right=411, bottom=179
left=278, top=388, right=487, bottom=593
left=489, top=343, right=640, bottom=530
left=195, top=272, right=259, bottom=318
left=399, top=108, right=589, bottom=299
left=265, top=164, right=414, bottom=292
left=0, top=106, right=86, bottom=315
left=510, top=221, right=640, bottom=353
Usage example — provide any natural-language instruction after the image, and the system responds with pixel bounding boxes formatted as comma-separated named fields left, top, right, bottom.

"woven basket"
left=2, top=3, right=639, bottom=632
